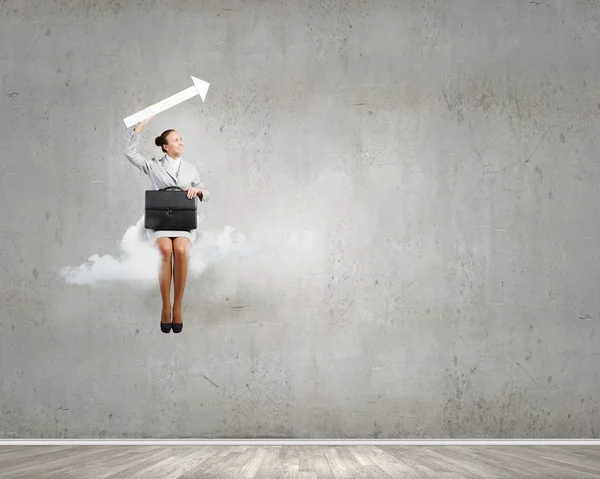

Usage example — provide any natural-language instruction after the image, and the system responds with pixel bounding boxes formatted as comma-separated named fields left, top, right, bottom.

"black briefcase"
left=144, top=187, right=197, bottom=230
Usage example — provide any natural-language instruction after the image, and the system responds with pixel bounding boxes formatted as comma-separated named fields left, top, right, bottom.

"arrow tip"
left=191, top=76, right=210, bottom=102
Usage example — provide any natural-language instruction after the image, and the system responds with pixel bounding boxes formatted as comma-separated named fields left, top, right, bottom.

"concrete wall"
left=1, top=0, right=599, bottom=438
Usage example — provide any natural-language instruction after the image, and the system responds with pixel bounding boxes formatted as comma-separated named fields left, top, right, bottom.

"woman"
left=125, top=114, right=210, bottom=334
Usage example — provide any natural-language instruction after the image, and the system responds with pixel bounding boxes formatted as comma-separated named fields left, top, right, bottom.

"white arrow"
left=123, top=76, right=210, bottom=128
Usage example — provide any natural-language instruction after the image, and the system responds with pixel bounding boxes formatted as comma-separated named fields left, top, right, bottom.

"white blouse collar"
left=164, top=154, right=181, bottom=178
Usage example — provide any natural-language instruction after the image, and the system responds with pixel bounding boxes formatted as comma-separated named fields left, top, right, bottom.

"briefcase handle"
left=159, top=186, right=184, bottom=192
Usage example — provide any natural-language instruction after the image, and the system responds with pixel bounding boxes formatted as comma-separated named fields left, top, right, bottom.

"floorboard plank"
left=0, top=444, right=597, bottom=478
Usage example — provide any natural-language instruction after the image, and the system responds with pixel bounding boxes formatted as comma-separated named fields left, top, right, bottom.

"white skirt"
left=145, top=228, right=197, bottom=245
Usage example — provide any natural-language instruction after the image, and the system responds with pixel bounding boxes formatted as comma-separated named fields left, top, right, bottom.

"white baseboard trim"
left=1, top=439, right=599, bottom=446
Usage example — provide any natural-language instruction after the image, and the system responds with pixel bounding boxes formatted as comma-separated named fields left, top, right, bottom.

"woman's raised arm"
left=125, top=113, right=155, bottom=174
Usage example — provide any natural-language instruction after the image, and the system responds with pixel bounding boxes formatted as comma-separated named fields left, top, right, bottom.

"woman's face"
left=165, top=131, right=184, bottom=157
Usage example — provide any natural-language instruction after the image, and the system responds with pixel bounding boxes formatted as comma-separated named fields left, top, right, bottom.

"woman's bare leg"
left=156, top=237, right=174, bottom=323
left=172, top=237, right=191, bottom=323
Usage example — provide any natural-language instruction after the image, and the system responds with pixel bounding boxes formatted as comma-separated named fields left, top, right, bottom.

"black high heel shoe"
left=161, top=321, right=172, bottom=333
left=172, top=321, right=183, bottom=333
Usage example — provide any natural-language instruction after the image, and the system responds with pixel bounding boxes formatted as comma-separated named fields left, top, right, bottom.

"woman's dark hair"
left=155, top=129, right=175, bottom=153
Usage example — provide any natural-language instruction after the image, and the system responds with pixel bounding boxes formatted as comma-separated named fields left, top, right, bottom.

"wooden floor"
left=0, top=445, right=599, bottom=478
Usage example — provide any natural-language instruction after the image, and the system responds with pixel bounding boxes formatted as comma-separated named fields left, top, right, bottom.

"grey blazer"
left=125, top=128, right=211, bottom=203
